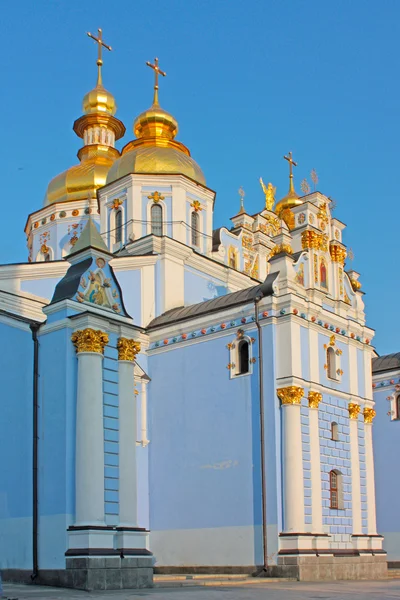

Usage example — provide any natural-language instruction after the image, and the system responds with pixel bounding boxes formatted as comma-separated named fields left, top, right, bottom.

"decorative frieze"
left=71, top=328, right=109, bottom=354
left=301, top=230, right=328, bottom=251
left=277, top=386, right=304, bottom=405
left=308, top=391, right=323, bottom=409
left=363, top=407, right=376, bottom=424
left=348, top=402, right=361, bottom=420
left=117, top=337, right=141, bottom=362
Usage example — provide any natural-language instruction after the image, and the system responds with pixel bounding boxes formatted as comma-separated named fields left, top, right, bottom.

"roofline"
left=0, top=308, right=42, bottom=326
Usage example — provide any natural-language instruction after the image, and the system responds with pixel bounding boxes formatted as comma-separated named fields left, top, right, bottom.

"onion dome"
left=107, top=58, right=205, bottom=186
left=43, top=29, right=125, bottom=206
left=275, top=151, right=304, bottom=215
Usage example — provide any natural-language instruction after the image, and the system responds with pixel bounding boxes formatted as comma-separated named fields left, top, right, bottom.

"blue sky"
left=0, top=0, right=398, bottom=354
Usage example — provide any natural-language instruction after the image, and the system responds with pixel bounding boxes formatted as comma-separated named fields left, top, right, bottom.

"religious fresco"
left=320, top=258, right=328, bottom=289
left=76, top=256, right=121, bottom=313
left=294, top=262, right=305, bottom=286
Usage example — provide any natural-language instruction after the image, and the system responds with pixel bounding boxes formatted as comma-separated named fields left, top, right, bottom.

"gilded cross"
left=238, top=186, right=245, bottom=214
left=146, top=57, right=166, bottom=105
left=87, top=28, right=112, bottom=85
left=284, top=151, right=297, bottom=178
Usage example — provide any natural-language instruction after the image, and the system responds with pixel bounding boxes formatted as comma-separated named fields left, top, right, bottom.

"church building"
left=0, top=30, right=387, bottom=590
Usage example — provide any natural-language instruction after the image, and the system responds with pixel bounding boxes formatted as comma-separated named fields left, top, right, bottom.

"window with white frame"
left=229, top=330, right=253, bottom=378
left=191, top=211, right=200, bottom=246
left=329, top=469, right=343, bottom=509
left=327, top=346, right=337, bottom=380
left=151, top=204, right=163, bottom=236
left=115, top=209, right=122, bottom=244
left=331, top=421, right=339, bottom=441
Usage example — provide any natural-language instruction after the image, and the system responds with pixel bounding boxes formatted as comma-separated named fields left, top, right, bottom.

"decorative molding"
left=348, top=402, right=361, bottom=420
left=71, top=328, right=109, bottom=354
left=330, top=243, right=347, bottom=264
left=117, top=337, right=141, bottom=361
left=363, top=407, right=376, bottom=424
left=277, top=386, right=304, bottom=405
left=308, top=390, right=323, bottom=409
left=301, top=230, right=328, bottom=251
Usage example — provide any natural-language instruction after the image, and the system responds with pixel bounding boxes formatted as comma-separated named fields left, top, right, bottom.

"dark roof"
left=372, top=352, right=400, bottom=374
left=147, top=272, right=279, bottom=329
left=51, top=258, right=93, bottom=304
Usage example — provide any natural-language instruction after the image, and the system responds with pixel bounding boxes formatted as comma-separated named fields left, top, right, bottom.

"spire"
left=69, top=218, right=109, bottom=255
left=146, top=57, right=166, bottom=107
left=238, top=186, right=246, bottom=214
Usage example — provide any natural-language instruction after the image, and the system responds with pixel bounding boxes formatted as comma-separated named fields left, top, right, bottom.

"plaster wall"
left=0, top=323, right=33, bottom=569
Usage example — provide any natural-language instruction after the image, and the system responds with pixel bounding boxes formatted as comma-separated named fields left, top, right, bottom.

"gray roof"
left=372, top=352, right=400, bottom=374
left=147, top=272, right=279, bottom=329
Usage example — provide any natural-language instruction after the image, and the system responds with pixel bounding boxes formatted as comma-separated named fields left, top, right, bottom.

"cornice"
left=110, top=255, right=158, bottom=271
left=0, top=290, right=46, bottom=323
left=0, top=261, right=69, bottom=281
left=276, top=375, right=375, bottom=405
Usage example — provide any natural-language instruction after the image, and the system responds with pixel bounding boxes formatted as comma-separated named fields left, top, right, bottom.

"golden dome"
left=45, top=145, right=120, bottom=205
left=83, top=83, right=116, bottom=115
left=275, top=151, right=304, bottom=215
left=107, top=145, right=205, bottom=185
left=107, top=56, right=205, bottom=187
left=44, top=73, right=125, bottom=206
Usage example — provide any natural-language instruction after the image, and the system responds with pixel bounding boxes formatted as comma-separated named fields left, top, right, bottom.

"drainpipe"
left=254, top=296, right=268, bottom=572
left=30, top=323, right=40, bottom=581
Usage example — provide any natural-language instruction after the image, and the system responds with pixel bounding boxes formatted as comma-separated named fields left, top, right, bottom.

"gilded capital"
left=363, top=407, right=376, bottom=424
left=330, top=243, right=347, bottom=264
left=71, top=328, right=109, bottom=354
left=308, top=391, right=323, bottom=409
left=348, top=402, right=361, bottom=420
left=117, top=337, right=141, bottom=361
left=277, top=386, right=304, bottom=405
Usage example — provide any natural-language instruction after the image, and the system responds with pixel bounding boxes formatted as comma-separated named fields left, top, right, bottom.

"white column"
left=364, top=408, right=377, bottom=535
left=117, top=337, right=141, bottom=527
left=308, top=392, right=323, bottom=533
left=348, top=403, right=362, bottom=535
left=140, top=380, right=149, bottom=446
left=279, top=386, right=305, bottom=533
left=71, top=328, right=108, bottom=526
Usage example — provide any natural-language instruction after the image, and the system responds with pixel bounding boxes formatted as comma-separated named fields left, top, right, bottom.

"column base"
left=279, top=533, right=331, bottom=553
left=352, top=534, right=384, bottom=552
left=65, top=555, right=153, bottom=590
left=277, top=553, right=387, bottom=581
left=116, top=526, right=150, bottom=555
left=67, top=525, right=115, bottom=554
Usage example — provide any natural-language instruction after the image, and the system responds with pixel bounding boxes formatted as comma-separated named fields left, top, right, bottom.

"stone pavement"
left=2, top=579, right=400, bottom=599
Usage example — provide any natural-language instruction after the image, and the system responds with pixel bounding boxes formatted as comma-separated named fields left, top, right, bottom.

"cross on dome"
left=87, top=28, right=112, bottom=86
left=146, top=57, right=166, bottom=106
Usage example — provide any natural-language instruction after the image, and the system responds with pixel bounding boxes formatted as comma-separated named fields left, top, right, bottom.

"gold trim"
left=117, top=337, right=141, bottom=361
left=277, top=386, right=304, bottom=405
left=269, top=243, right=293, bottom=259
left=308, top=391, right=323, bottom=409
left=363, top=407, right=376, bottom=424
left=330, top=243, right=347, bottom=264
left=348, top=402, right=361, bottom=420
left=71, top=328, right=109, bottom=354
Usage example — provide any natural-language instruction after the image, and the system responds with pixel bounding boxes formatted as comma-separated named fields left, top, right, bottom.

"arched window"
left=115, top=210, right=122, bottom=244
left=237, top=340, right=249, bottom=375
left=330, top=470, right=343, bottom=509
left=331, top=422, right=339, bottom=441
left=191, top=212, right=199, bottom=246
left=229, top=248, right=237, bottom=269
left=327, top=347, right=336, bottom=380
left=151, top=204, right=163, bottom=236
left=44, top=253, right=50, bottom=262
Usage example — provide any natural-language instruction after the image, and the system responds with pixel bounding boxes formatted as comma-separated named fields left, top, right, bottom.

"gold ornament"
left=348, top=403, right=361, bottom=420
left=330, top=244, right=347, bottom=264
left=269, top=243, right=293, bottom=259
left=117, top=337, right=141, bottom=361
left=277, top=386, right=304, bottom=405
left=301, top=179, right=311, bottom=194
left=301, top=230, right=328, bottom=252
left=148, top=191, right=165, bottom=203
left=308, top=391, right=322, bottom=409
left=280, top=207, right=295, bottom=231
left=260, top=178, right=276, bottom=211
left=363, top=407, right=376, bottom=424
left=71, top=328, right=109, bottom=354
left=190, top=199, right=203, bottom=212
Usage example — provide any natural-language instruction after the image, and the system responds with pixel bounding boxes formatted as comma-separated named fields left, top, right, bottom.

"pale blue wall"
left=147, top=321, right=278, bottom=565
left=21, top=277, right=64, bottom=301
left=113, top=270, right=141, bottom=324
left=184, top=267, right=229, bottom=306
left=37, top=324, right=77, bottom=569
left=0, top=323, right=33, bottom=570
left=373, top=378, right=400, bottom=558
left=103, top=333, right=120, bottom=525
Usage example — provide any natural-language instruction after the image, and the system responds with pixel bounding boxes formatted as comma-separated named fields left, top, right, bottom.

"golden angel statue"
left=259, top=178, right=276, bottom=211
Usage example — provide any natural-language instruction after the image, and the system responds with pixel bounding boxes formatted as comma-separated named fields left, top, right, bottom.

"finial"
left=283, top=151, right=298, bottom=197
left=238, top=186, right=246, bottom=214
left=260, top=178, right=276, bottom=211
left=87, top=28, right=112, bottom=87
left=146, top=57, right=166, bottom=106
left=328, top=197, right=337, bottom=212
left=301, top=178, right=311, bottom=194
left=311, top=168, right=318, bottom=191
